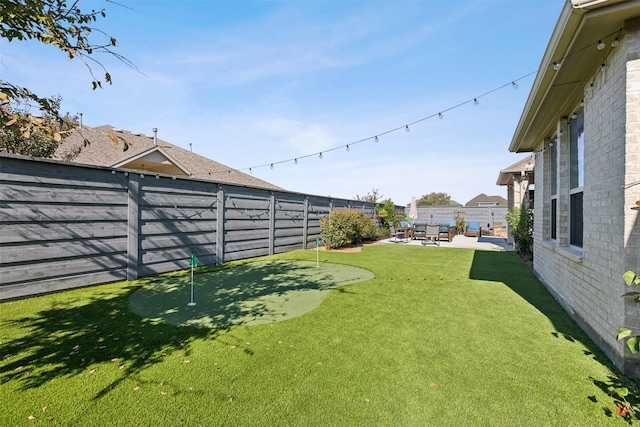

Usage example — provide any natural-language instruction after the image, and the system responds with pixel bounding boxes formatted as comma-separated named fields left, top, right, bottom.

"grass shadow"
left=469, top=250, right=640, bottom=422
left=0, top=278, right=221, bottom=399
left=128, top=260, right=373, bottom=328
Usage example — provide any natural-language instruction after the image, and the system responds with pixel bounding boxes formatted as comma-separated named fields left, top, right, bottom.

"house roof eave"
left=510, top=0, right=640, bottom=153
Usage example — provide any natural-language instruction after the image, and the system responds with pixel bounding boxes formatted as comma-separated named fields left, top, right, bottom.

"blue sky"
left=0, top=0, right=563, bottom=205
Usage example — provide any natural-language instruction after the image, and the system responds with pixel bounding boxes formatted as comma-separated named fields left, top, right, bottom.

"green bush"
left=320, top=209, right=378, bottom=249
left=506, top=207, right=533, bottom=258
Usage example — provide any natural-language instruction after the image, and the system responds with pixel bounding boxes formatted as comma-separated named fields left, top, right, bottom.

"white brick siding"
left=533, top=32, right=640, bottom=377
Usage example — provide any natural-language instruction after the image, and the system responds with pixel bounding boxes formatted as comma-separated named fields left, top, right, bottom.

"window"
left=549, top=136, right=558, bottom=240
left=569, top=108, right=584, bottom=247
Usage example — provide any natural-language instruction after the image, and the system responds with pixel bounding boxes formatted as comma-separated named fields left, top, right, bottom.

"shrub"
left=506, top=207, right=533, bottom=258
left=320, top=209, right=378, bottom=249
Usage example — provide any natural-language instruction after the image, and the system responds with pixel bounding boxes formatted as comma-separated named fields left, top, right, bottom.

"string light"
left=210, top=28, right=624, bottom=177
left=294, top=158, right=298, bottom=164
left=597, top=40, right=605, bottom=50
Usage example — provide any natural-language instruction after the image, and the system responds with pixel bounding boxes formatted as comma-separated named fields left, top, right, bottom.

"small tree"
left=417, top=192, right=451, bottom=206
left=506, top=206, right=533, bottom=258
left=355, top=188, right=383, bottom=203
left=1, top=0, right=133, bottom=153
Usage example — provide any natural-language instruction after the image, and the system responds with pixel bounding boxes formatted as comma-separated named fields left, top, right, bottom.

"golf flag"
left=190, top=253, right=199, bottom=267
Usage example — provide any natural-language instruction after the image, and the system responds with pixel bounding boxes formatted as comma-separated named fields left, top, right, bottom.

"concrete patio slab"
left=385, top=234, right=514, bottom=251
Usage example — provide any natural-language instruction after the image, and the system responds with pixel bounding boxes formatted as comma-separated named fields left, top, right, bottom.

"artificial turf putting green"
left=128, top=260, right=374, bottom=328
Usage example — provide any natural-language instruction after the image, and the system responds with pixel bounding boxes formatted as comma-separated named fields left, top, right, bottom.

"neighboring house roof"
left=510, top=0, right=640, bottom=152
left=54, top=125, right=284, bottom=190
left=496, top=154, right=535, bottom=186
left=465, top=194, right=507, bottom=207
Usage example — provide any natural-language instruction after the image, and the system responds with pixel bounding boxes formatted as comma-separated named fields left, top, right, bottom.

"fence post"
left=269, top=192, right=276, bottom=256
left=216, top=186, right=225, bottom=265
left=303, top=196, right=309, bottom=249
left=127, top=174, right=140, bottom=280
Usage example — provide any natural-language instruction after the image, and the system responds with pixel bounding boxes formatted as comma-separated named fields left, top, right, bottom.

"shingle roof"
left=465, top=193, right=507, bottom=207
left=54, top=125, right=283, bottom=190
left=496, top=154, right=534, bottom=186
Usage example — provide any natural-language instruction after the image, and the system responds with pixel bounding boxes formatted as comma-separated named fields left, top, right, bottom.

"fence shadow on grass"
left=469, top=250, right=640, bottom=423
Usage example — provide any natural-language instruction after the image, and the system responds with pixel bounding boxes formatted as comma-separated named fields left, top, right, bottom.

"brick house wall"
left=532, top=30, right=640, bottom=378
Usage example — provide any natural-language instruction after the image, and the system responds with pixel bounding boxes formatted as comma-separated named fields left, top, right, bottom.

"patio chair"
left=389, top=224, right=409, bottom=243
left=422, top=224, right=440, bottom=245
left=438, top=223, right=454, bottom=242
left=465, top=221, right=481, bottom=237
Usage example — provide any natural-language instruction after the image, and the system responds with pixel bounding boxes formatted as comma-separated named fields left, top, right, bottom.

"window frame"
left=569, top=108, right=584, bottom=248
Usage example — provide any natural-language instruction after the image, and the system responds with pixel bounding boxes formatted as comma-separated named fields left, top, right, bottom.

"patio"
left=386, top=233, right=514, bottom=252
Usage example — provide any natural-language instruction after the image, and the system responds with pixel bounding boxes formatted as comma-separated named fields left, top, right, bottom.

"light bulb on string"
left=553, top=61, right=561, bottom=71
left=346, top=145, right=350, bottom=152
left=319, top=152, right=323, bottom=159
left=511, top=81, right=518, bottom=89
left=405, top=125, right=410, bottom=132
left=438, top=112, right=443, bottom=119
left=294, top=158, right=298, bottom=164
left=270, top=163, right=274, bottom=169
left=249, top=168, right=252, bottom=174
left=473, top=98, right=479, bottom=105
left=611, top=37, right=619, bottom=48
left=597, top=40, right=605, bottom=50
left=374, top=136, right=379, bottom=142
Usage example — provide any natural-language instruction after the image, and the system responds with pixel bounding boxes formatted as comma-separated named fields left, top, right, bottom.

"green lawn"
left=1, top=244, right=637, bottom=426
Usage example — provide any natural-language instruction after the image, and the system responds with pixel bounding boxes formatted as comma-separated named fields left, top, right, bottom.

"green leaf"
left=617, top=328, right=633, bottom=340
left=623, top=270, right=639, bottom=286
left=609, top=386, right=629, bottom=397
left=626, top=336, right=640, bottom=354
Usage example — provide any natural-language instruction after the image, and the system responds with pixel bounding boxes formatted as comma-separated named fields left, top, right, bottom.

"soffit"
left=510, top=0, right=640, bottom=152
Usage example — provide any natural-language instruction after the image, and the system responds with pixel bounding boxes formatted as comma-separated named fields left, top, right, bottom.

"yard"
left=1, top=244, right=637, bottom=426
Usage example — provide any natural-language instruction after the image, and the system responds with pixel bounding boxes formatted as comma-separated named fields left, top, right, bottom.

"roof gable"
left=54, top=125, right=283, bottom=190
left=112, top=146, right=191, bottom=176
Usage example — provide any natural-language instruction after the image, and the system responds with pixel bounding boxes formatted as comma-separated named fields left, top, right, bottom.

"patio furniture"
left=412, top=222, right=427, bottom=240
left=422, top=224, right=441, bottom=245
left=465, top=221, right=481, bottom=237
left=389, top=224, right=409, bottom=243
left=439, top=222, right=456, bottom=242
left=397, top=221, right=413, bottom=240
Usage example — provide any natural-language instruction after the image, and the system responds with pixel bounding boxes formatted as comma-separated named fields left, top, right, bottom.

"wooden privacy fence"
left=0, top=155, right=379, bottom=301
